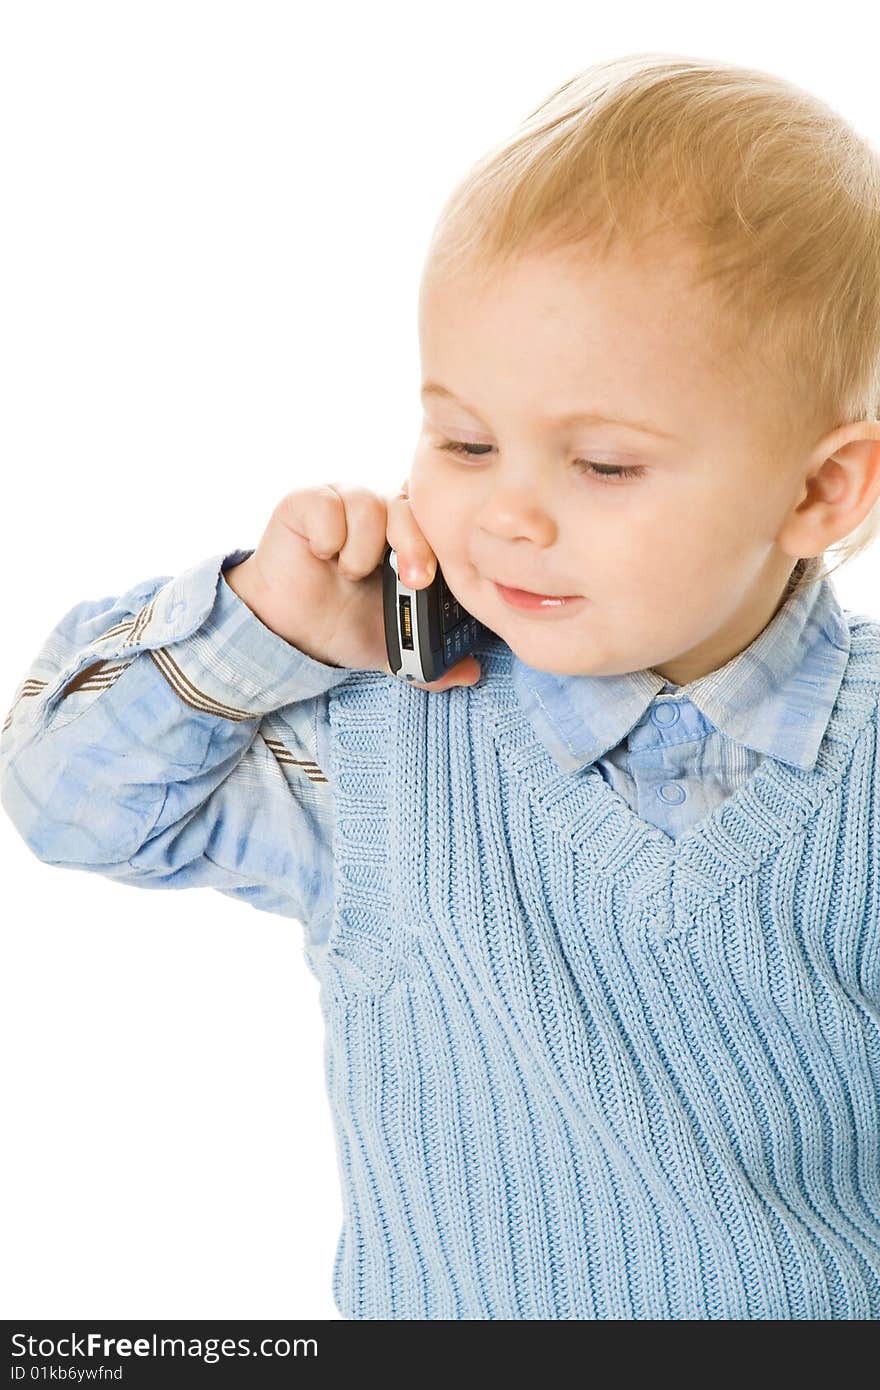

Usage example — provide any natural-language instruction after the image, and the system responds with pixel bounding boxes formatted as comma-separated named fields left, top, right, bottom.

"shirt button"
left=651, top=701, right=680, bottom=727
left=657, top=782, right=686, bottom=805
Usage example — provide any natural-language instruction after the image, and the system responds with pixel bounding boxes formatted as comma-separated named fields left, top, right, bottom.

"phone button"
left=442, top=595, right=463, bottom=633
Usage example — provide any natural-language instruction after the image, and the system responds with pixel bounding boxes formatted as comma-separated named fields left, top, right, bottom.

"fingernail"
left=405, top=564, right=429, bottom=585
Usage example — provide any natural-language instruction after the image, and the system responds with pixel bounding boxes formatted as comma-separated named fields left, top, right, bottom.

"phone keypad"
left=444, top=616, right=478, bottom=664
left=436, top=573, right=480, bottom=670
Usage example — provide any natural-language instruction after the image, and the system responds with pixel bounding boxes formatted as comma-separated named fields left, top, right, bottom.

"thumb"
left=411, top=656, right=481, bottom=692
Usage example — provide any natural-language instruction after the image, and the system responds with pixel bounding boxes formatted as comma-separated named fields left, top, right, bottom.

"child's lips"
left=493, top=579, right=581, bottom=598
left=493, top=581, right=588, bottom=614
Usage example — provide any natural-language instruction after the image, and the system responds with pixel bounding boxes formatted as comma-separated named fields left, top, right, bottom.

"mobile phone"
left=382, top=543, right=488, bottom=684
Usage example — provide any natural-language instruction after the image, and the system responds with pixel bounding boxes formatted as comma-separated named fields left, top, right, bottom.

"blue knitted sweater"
left=2, top=556, right=880, bottom=1318
left=320, top=612, right=880, bottom=1319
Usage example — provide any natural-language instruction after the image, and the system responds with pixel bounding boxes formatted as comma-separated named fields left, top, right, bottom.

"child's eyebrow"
left=420, top=380, right=679, bottom=440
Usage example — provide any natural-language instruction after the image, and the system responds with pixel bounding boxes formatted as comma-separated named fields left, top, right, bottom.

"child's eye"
left=436, top=439, right=646, bottom=483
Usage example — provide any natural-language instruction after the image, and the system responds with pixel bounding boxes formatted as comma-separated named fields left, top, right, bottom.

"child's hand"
left=223, top=482, right=481, bottom=692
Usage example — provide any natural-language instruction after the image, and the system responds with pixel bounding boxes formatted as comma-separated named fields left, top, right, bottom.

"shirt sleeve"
left=0, top=548, right=348, bottom=954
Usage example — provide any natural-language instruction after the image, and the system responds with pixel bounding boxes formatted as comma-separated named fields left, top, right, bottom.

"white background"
left=1, top=1, right=878, bottom=1320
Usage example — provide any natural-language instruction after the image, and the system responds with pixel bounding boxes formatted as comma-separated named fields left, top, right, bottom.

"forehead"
left=421, top=239, right=713, bottom=340
left=418, top=240, right=738, bottom=423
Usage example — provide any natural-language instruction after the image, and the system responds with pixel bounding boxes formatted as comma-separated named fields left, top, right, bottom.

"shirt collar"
left=509, top=558, right=852, bottom=776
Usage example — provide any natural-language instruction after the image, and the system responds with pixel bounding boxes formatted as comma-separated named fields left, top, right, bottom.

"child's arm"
left=0, top=549, right=350, bottom=931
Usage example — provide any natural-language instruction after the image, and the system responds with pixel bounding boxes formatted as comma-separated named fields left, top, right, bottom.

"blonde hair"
left=422, top=53, right=880, bottom=599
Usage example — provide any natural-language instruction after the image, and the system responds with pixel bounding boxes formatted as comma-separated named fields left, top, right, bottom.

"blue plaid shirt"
left=0, top=548, right=853, bottom=969
left=511, top=553, right=852, bottom=835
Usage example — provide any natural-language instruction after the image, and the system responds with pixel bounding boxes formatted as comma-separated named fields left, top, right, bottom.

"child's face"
left=409, top=240, right=815, bottom=684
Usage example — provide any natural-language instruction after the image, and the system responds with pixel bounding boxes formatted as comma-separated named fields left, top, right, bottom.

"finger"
left=273, top=485, right=345, bottom=560
left=386, top=491, right=437, bottom=588
left=327, top=488, right=389, bottom=579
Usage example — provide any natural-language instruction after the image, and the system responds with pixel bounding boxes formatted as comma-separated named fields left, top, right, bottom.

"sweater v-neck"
left=470, top=616, right=880, bottom=931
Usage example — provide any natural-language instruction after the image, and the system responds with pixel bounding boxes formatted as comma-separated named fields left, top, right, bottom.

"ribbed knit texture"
left=319, top=615, right=880, bottom=1319
left=2, top=553, right=879, bottom=1318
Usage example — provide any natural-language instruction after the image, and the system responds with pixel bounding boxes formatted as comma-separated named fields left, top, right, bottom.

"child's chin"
left=503, top=637, right=604, bottom=677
